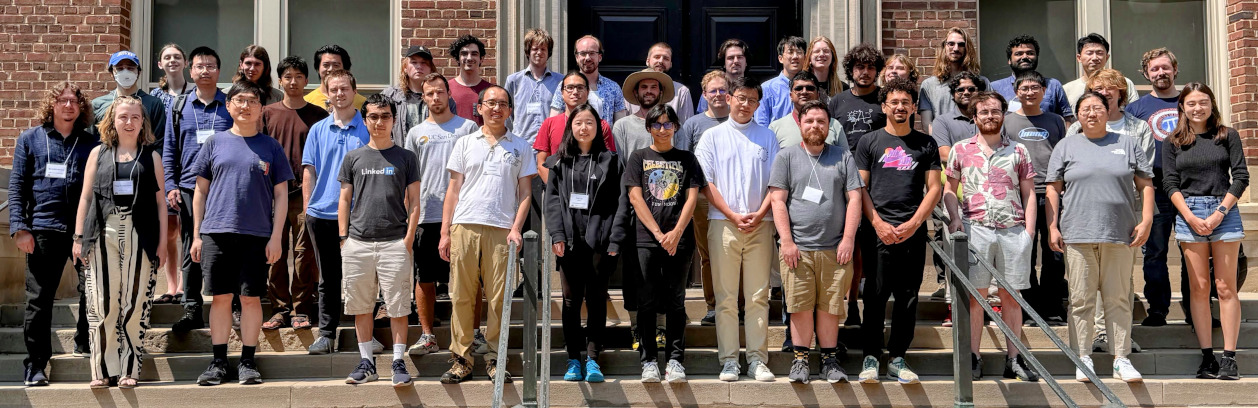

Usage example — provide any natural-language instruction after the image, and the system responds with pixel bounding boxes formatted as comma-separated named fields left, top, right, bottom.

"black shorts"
left=413, top=223, right=450, bottom=284
left=201, top=233, right=270, bottom=297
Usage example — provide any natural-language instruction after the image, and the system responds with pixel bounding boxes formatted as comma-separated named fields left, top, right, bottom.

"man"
left=918, top=28, right=990, bottom=129
left=534, top=72, right=616, bottom=183
left=259, top=56, right=329, bottom=331
left=829, top=43, right=887, bottom=153
left=696, top=39, right=748, bottom=114
left=1063, top=33, right=1140, bottom=107
left=942, top=91, right=1040, bottom=382
left=504, top=28, right=562, bottom=145
left=1002, top=70, right=1068, bottom=326
left=768, top=71, right=849, bottom=150
left=167, top=46, right=234, bottom=333
left=448, top=35, right=494, bottom=126
left=92, top=50, right=167, bottom=141
left=853, top=78, right=941, bottom=384
left=305, top=44, right=367, bottom=111
left=439, top=86, right=536, bottom=383
left=695, top=78, right=780, bottom=383
left=302, top=69, right=378, bottom=355
left=338, top=94, right=421, bottom=387
left=625, top=43, right=695, bottom=124
left=549, top=35, right=628, bottom=121
left=404, top=73, right=480, bottom=355
left=12, top=82, right=99, bottom=386
left=932, top=71, right=985, bottom=163
left=990, top=35, right=1074, bottom=121
left=769, top=100, right=864, bottom=384
left=382, top=45, right=456, bottom=144
left=754, top=36, right=807, bottom=127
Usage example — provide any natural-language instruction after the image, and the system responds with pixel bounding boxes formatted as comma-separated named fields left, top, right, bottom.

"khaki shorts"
left=341, top=237, right=414, bottom=317
left=781, top=249, right=852, bottom=316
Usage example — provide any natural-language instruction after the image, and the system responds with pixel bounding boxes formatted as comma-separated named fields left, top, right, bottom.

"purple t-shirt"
left=193, top=130, right=295, bottom=237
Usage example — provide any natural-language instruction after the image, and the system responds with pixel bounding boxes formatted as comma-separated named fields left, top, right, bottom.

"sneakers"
left=472, top=330, right=490, bottom=354
left=408, top=333, right=438, bottom=355
left=887, top=357, right=919, bottom=384
left=23, top=363, right=48, bottom=387
left=585, top=358, right=604, bottom=382
left=172, top=306, right=205, bottom=333
left=1044, top=316, right=1067, bottom=326
left=1004, top=355, right=1039, bottom=382
left=820, top=355, right=847, bottom=383
left=346, top=358, right=378, bottom=384
left=655, top=328, right=666, bottom=349
left=749, top=360, right=775, bottom=382
left=664, top=359, right=687, bottom=383
left=1075, top=355, right=1095, bottom=382
left=371, top=338, right=385, bottom=354
left=564, top=359, right=583, bottom=381
left=71, top=345, right=88, bottom=358
left=929, top=284, right=947, bottom=299
left=237, top=360, right=262, bottom=385
left=700, top=310, right=717, bottom=326
left=788, top=358, right=810, bottom=384
left=1141, top=313, right=1167, bottom=327
left=1218, top=356, right=1240, bottom=381
left=943, top=305, right=953, bottom=327
left=858, top=356, right=880, bottom=383
left=391, top=359, right=412, bottom=387
left=232, top=310, right=242, bottom=330
left=1132, top=339, right=1143, bottom=353
left=1198, top=354, right=1220, bottom=379
left=440, top=355, right=473, bottom=384
left=641, top=361, right=661, bottom=383
left=197, top=360, right=228, bottom=386
left=718, top=360, right=741, bottom=382
left=487, top=359, right=512, bottom=383
left=308, top=336, right=335, bottom=355
left=971, top=355, right=983, bottom=380
left=1091, top=333, right=1108, bottom=353
left=1112, top=357, right=1143, bottom=382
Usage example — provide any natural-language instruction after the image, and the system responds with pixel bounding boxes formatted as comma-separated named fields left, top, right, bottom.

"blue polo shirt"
left=163, top=89, right=232, bottom=192
left=301, top=112, right=370, bottom=220
left=504, top=68, right=561, bottom=145
left=753, top=73, right=793, bottom=127
left=991, top=75, right=1074, bottom=120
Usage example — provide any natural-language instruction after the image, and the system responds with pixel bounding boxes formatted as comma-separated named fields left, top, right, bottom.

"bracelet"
left=339, top=235, right=348, bottom=241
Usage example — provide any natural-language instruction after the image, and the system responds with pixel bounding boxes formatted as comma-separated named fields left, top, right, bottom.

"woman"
left=1164, top=82, right=1249, bottom=380
left=73, top=96, right=168, bottom=389
left=881, top=54, right=919, bottom=86
left=543, top=103, right=629, bottom=383
left=231, top=45, right=284, bottom=105
left=1066, top=69, right=1155, bottom=165
left=624, top=105, right=705, bottom=383
left=1046, top=91, right=1153, bottom=384
left=148, top=43, right=188, bottom=305
left=808, top=36, right=842, bottom=98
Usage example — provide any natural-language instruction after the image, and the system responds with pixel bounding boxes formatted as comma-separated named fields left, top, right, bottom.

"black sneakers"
left=197, top=360, right=228, bottom=386
left=1198, top=354, right=1220, bottom=379
left=237, top=360, right=262, bottom=385
left=971, top=355, right=983, bottom=380
left=1218, top=356, right=1240, bottom=381
left=1003, top=355, right=1040, bottom=382
left=172, top=306, right=205, bottom=333
left=23, top=363, right=48, bottom=387
left=346, top=358, right=378, bottom=384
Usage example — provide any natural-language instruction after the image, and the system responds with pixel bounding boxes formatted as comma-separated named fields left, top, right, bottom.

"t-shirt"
left=991, top=75, right=1073, bottom=119
left=854, top=129, right=941, bottom=225
left=693, top=119, right=780, bottom=221
left=1063, top=76, right=1140, bottom=110
left=338, top=145, right=421, bottom=241
left=262, top=101, right=329, bottom=189
left=301, top=113, right=371, bottom=220
left=612, top=115, right=654, bottom=167
left=304, top=87, right=367, bottom=111
left=1045, top=132, right=1153, bottom=244
left=767, top=114, right=849, bottom=152
left=828, top=88, right=886, bottom=152
left=1125, top=94, right=1179, bottom=171
left=449, top=79, right=494, bottom=126
left=768, top=144, right=864, bottom=250
left=623, top=147, right=706, bottom=247
left=1002, top=111, right=1065, bottom=190
left=930, top=114, right=977, bottom=151
left=405, top=116, right=480, bottom=224
left=193, top=131, right=294, bottom=237
left=531, top=113, right=615, bottom=155
left=674, top=113, right=726, bottom=152
left=944, top=136, right=1037, bottom=229
left=446, top=131, right=538, bottom=229
left=918, top=75, right=991, bottom=119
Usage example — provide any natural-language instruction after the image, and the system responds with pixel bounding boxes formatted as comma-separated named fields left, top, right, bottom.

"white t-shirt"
left=694, top=119, right=780, bottom=221
left=445, top=130, right=538, bottom=229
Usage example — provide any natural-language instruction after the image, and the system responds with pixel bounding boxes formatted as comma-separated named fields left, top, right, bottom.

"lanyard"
left=191, top=99, right=218, bottom=132
left=801, top=142, right=825, bottom=190
left=569, top=155, right=595, bottom=196
left=44, top=129, right=79, bottom=175
left=112, top=146, right=142, bottom=207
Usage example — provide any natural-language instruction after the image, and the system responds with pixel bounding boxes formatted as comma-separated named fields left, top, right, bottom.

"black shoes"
left=23, top=363, right=48, bottom=387
left=1218, top=356, right=1240, bottom=381
left=971, top=354, right=982, bottom=381
left=172, top=306, right=205, bottom=333
left=1141, top=313, right=1167, bottom=327
left=1004, top=355, right=1040, bottom=382
left=1198, top=355, right=1220, bottom=379
left=197, top=360, right=228, bottom=386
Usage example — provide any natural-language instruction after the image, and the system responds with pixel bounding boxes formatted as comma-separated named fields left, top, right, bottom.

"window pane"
left=1110, top=0, right=1206, bottom=85
left=151, top=0, right=254, bottom=84
left=288, top=0, right=390, bottom=85
left=978, top=0, right=1077, bottom=83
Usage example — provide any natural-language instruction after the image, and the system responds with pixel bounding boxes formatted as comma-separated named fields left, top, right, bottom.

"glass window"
left=1110, top=0, right=1207, bottom=86
left=288, top=0, right=391, bottom=85
left=150, top=0, right=254, bottom=83
left=978, top=0, right=1077, bottom=83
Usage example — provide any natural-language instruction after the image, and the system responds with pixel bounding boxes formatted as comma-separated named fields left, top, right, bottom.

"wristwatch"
left=339, top=235, right=349, bottom=242
left=1216, top=205, right=1229, bottom=215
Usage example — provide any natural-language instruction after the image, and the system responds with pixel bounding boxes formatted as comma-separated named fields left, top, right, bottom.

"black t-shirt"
left=854, top=128, right=941, bottom=225
left=622, top=147, right=707, bottom=247
left=337, top=145, right=421, bottom=241
left=828, top=87, right=887, bottom=152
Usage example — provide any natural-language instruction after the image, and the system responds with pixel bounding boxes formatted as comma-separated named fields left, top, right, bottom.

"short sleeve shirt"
left=405, top=116, right=480, bottom=223
left=549, top=75, right=625, bottom=119
left=854, top=129, right=942, bottom=225
left=828, top=88, right=886, bottom=152
left=944, top=136, right=1036, bottom=229
left=693, top=120, right=780, bottom=220
left=337, top=145, right=421, bottom=241
left=446, top=131, right=538, bottom=229
left=1045, top=132, right=1154, bottom=244
left=622, top=148, right=707, bottom=247
left=193, top=131, right=295, bottom=237
left=768, top=145, right=865, bottom=250
left=301, top=113, right=371, bottom=220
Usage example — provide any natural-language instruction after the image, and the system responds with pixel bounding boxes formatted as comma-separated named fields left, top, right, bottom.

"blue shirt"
left=753, top=73, right=794, bottom=127
left=549, top=74, right=625, bottom=120
left=163, top=90, right=232, bottom=192
left=8, top=124, right=99, bottom=234
left=301, top=113, right=370, bottom=220
left=193, top=131, right=294, bottom=237
left=1125, top=94, right=1179, bottom=170
left=504, top=68, right=561, bottom=145
left=991, top=75, right=1074, bottom=120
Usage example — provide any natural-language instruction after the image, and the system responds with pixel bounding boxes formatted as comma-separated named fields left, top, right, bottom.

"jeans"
left=23, top=230, right=87, bottom=368
left=178, top=188, right=203, bottom=309
left=1142, top=191, right=1175, bottom=317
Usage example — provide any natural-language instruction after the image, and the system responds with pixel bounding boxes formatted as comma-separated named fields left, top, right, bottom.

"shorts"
left=342, top=237, right=414, bottom=317
left=1175, top=196, right=1245, bottom=243
left=200, top=233, right=270, bottom=297
left=781, top=249, right=853, bottom=316
left=965, top=224, right=1033, bottom=290
left=414, top=223, right=451, bottom=283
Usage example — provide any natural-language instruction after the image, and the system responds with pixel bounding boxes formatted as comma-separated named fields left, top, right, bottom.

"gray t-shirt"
left=918, top=75, right=992, bottom=119
left=1045, top=132, right=1153, bottom=245
left=675, top=113, right=727, bottom=151
left=1002, top=111, right=1066, bottom=190
left=768, top=144, right=865, bottom=250
left=930, top=114, right=976, bottom=150
left=404, top=116, right=480, bottom=223
left=612, top=115, right=653, bottom=166
left=338, top=145, right=421, bottom=241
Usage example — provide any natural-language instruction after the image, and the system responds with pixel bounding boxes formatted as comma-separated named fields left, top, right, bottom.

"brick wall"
left=400, top=0, right=498, bottom=83
left=1229, top=0, right=1258, bottom=164
left=880, top=1, right=979, bottom=81
left=0, top=0, right=131, bottom=165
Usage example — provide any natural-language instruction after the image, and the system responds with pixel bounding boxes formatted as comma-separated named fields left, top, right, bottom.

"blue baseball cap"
left=109, top=50, right=140, bottom=67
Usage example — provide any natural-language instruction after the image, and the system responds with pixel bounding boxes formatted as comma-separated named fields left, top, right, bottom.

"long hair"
left=933, top=28, right=981, bottom=80
left=1169, top=82, right=1229, bottom=147
left=881, top=54, right=919, bottom=86
left=231, top=45, right=274, bottom=97
left=156, top=43, right=185, bottom=91
left=808, top=36, right=842, bottom=97
left=95, top=95, right=156, bottom=148
left=557, top=103, right=608, bottom=161
left=34, top=81, right=93, bottom=129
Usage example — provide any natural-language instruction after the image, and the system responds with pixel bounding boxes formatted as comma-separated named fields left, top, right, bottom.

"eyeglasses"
left=192, top=64, right=219, bottom=72
left=733, top=95, right=757, bottom=105
left=705, top=88, right=729, bottom=96
left=55, top=97, right=77, bottom=106
left=575, top=51, right=601, bottom=58
left=562, top=84, right=587, bottom=93
left=1017, top=85, right=1044, bottom=93
left=954, top=86, right=978, bottom=94
left=365, top=113, right=394, bottom=122
left=480, top=100, right=510, bottom=109
left=1078, top=106, right=1107, bottom=115
left=231, top=97, right=260, bottom=107
left=945, top=41, right=966, bottom=48
left=792, top=85, right=818, bottom=92
left=884, top=100, right=914, bottom=107
left=649, top=122, right=676, bottom=131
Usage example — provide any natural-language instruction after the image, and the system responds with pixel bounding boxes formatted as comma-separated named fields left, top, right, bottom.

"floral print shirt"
left=945, top=135, right=1036, bottom=228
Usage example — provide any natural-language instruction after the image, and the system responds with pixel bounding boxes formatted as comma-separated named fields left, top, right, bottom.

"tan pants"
left=698, top=198, right=745, bottom=310
left=781, top=249, right=852, bottom=317
left=1065, top=243, right=1135, bottom=357
left=448, top=224, right=510, bottom=363
left=710, top=219, right=775, bottom=364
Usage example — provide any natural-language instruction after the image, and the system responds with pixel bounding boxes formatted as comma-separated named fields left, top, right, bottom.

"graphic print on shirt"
left=644, top=160, right=682, bottom=206
left=1148, top=108, right=1178, bottom=142
left=846, top=109, right=874, bottom=135
left=880, top=146, right=918, bottom=171
left=1017, top=127, right=1049, bottom=142
left=258, top=159, right=270, bottom=175
left=360, top=166, right=396, bottom=176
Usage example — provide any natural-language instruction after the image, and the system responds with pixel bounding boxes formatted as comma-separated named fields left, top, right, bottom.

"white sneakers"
left=641, top=361, right=661, bottom=383
left=749, top=361, right=776, bottom=382
left=664, top=359, right=687, bottom=383
left=1075, top=355, right=1095, bottom=382
left=718, top=360, right=741, bottom=382
left=716, top=361, right=775, bottom=382
left=1112, top=357, right=1143, bottom=382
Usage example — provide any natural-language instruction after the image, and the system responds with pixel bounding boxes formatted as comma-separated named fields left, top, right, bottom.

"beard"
left=1010, top=58, right=1037, bottom=73
left=638, top=93, right=660, bottom=108
left=802, top=127, right=827, bottom=145
left=978, top=120, right=1002, bottom=134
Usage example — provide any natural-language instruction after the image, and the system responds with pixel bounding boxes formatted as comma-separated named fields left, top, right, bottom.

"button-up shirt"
left=944, top=135, right=1036, bottom=229
left=753, top=73, right=793, bottom=127
left=504, top=68, right=562, bottom=146
left=549, top=74, right=625, bottom=120
left=163, top=89, right=232, bottom=192
left=301, top=112, right=370, bottom=220
left=9, top=124, right=99, bottom=234
left=991, top=75, right=1074, bottom=120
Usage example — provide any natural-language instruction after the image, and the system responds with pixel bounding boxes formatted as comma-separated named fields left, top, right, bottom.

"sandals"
left=89, top=379, right=109, bottom=389
left=291, top=315, right=312, bottom=330
left=118, top=377, right=137, bottom=389
left=153, top=294, right=176, bottom=304
left=261, top=314, right=288, bottom=330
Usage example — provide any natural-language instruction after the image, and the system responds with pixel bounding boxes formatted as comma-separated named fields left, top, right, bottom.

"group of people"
left=12, top=25, right=1246, bottom=390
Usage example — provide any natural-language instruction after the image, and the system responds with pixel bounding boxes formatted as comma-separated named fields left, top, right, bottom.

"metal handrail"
left=492, top=240, right=519, bottom=408
left=539, top=234, right=553, bottom=408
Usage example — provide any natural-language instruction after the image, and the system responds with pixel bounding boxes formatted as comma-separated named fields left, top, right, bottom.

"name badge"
left=196, top=129, right=214, bottom=144
left=802, top=187, right=824, bottom=204
left=527, top=102, right=542, bottom=114
left=569, top=193, right=590, bottom=209
left=46, top=163, right=67, bottom=179
left=484, top=160, right=502, bottom=176
left=113, top=180, right=134, bottom=195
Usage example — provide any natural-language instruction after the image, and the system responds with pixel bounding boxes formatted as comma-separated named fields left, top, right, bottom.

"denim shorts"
left=1175, top=196, right=1245, bottom=243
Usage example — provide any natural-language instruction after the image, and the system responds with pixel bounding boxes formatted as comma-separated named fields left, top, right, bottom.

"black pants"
left=307, top=217, right=343, bottom=339
left=861, top=228, right=926, bottom=358
left=178, top=188, right=204, bottom=309
left=1026, top=192, right=1067, bottom=318
left=23, top=230, right=87, bottom=368
left=636, top=246, right=691, bottom=363
left=557, top=241, right=616, bottom=360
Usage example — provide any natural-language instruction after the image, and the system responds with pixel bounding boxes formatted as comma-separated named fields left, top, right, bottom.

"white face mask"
left=114, top=69, right=138, bottom=88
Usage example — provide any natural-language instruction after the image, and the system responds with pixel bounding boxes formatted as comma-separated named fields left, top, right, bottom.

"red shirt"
left=449, top=78, right=494, bottom=126
left=531, top=113, right=616, bottom=155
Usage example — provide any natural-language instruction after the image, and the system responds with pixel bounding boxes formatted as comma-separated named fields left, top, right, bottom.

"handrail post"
left=949, top=228, right=974, bottom=408
left=493, top=240, right=519, bottom=408
left=520, top=232, right=540, bottom=407
left=539, top=234, right=553, bottom=408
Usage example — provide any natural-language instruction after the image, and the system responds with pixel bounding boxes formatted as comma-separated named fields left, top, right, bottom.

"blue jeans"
left=1141, top=191, right=1175, bottom=317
